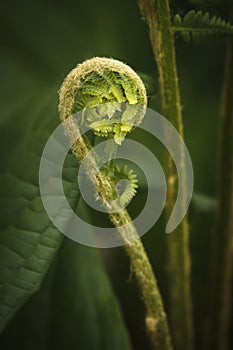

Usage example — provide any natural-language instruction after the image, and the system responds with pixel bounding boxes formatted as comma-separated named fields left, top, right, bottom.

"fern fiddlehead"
left=59, top=58, right=172, bottom=350
left=172, top=10, right=233, bottom=43
left=60, top=57, right=147, bottom=144
left=59, top=57, right=147, bottom=207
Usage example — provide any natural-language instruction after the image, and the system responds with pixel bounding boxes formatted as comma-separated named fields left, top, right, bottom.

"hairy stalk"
left=138, top=1, right=193, bottom=350
left=59, top=58, right=173, bottom=350
left=208, top=9, right=233, bottom=350
left=61, top=119, right=172, bottom=350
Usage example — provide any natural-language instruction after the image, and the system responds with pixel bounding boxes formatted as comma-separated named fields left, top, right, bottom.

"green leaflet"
left=172, top=10, right=233, bottom=42
left=191, top=191, right=216, bottom=212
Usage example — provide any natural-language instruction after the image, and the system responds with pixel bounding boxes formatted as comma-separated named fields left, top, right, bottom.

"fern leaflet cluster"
left=101, top=163, right=138, bottom=207
left=172, top=10, right=233, bottom=42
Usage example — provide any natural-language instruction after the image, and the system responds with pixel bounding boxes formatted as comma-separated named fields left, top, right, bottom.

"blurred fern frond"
left=172, top=10, right=233, bottom=42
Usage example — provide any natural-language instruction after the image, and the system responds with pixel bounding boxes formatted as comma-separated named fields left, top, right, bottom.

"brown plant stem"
left=138, top=1, right=194, bottom=350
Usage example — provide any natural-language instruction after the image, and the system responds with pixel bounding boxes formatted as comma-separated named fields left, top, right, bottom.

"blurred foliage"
left=0, top=0, right=231, bottom=349
left=172, top=10, right=233, bottom=43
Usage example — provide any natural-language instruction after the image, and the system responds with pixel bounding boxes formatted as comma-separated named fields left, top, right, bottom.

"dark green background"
left=0, top=0, right=231, bottom=349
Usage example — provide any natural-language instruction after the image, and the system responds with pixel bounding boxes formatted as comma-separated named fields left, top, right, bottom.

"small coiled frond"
left=101, top=163, right=138, bottom=207
left=172, top=10, right=233, bottom=43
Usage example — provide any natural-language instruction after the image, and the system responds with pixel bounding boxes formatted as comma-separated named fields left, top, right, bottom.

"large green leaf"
left=0, top=230, right=132, bottom=350
left=0, top=61, right=131, bottom=347
left=0, top=257, right=57, bottom=350
left=49, top=235, right=132, bottom=350
left=0, top=82, right=71, bottom=332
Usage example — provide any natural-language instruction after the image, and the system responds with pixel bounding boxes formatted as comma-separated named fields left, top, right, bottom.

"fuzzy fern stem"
left=61, top=119, right=172, bottom=350
left=138, top=1, right=194, bottom=350
left=59, top=58, right=173, bottom=350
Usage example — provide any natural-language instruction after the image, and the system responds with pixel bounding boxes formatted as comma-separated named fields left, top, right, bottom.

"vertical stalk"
left=123, top=234, right=173, bottom=350
left=138, top=1, right=193, bottom=350
left=71, top=130, right=173, bottom=350
left=59, top=112, right=173, bottom=348
left=209, top=8, right=233, bottom=350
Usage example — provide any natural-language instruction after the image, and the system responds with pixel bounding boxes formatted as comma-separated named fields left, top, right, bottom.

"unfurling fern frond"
left=172, top=10, right=233, bottom=43
left=101, top=163, right=138, bottom=207
left=60, top=57, right=147, bottom=145
left=114, top=164, right=138, bottom=207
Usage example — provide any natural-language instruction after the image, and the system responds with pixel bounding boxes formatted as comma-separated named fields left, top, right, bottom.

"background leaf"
left=49, top=236, right=132, bottom=350
left=0, top=231, right=132, bottom=350
left=0, top=90, right=74, bottom=332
